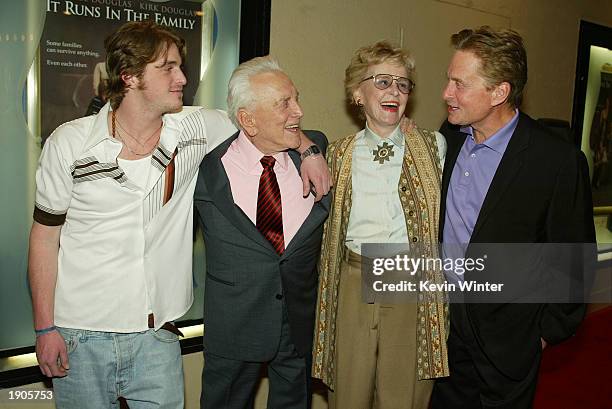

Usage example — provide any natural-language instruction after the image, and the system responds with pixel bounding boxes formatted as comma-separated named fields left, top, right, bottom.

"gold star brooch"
left=373, top=141, right=395, bottom=164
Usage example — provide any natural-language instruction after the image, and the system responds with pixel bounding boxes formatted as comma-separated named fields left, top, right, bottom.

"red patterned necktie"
left=257, top=156, right=284, bottom=255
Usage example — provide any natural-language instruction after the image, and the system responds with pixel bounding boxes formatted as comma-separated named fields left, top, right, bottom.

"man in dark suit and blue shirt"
left=194, top=56, right=330, bottom=409
left=430, top=26, right=595, bottom=409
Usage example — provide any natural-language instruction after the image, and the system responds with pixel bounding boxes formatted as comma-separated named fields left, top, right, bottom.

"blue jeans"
left=53, top=327, right=184, bottom=409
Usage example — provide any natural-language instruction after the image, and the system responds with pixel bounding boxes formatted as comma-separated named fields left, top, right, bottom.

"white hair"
left=227, top=55, right=284, bottom=128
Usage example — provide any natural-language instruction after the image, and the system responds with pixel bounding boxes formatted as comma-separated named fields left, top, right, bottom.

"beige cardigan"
left=312, top=127, right=450, bottom=389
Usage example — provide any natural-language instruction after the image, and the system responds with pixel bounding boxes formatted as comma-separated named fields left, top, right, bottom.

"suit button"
left=401, top=186, right=407, bottom=192
left=276, top=294, right=283, bottom=300
left=412, top=237, right=418, bottom=242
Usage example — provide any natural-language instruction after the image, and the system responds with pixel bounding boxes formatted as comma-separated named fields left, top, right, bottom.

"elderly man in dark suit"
left=430, top=26, right=595, bottom=409
left=194, top=55, right=330, bottom=409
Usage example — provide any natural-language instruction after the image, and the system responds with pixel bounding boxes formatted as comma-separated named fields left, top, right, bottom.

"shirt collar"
left=231, top=131, right=290, bottom=173
left=83, top=102, right=113, bottom=151
left=158, top=110, right=181, bottom=154
left=461, top=109, right=519, bottom=154
left=83, top=103, right=180, bottom=159
left=363, top=124, right=404, bottom=151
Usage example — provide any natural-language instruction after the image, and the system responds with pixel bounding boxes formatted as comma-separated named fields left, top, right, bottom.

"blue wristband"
left=35, top=325, right=57, bottom=337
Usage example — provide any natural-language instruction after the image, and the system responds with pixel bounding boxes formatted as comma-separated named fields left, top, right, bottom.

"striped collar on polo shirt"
left=82, top=102, right=114, bottom=152
left=82, top=103, right=182, bottom=164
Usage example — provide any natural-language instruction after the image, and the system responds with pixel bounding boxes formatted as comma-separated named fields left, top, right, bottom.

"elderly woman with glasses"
left=312, top=41, right=449, bottom=409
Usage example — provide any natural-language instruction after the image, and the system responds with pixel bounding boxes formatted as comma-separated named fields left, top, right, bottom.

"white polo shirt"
left=34, top=103, right=237, bottom=332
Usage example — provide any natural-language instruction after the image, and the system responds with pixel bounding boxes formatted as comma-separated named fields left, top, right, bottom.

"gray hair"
left=227, top=55, right=284, bottom=128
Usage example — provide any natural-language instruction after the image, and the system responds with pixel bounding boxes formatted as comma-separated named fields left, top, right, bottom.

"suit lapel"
left=439, top=125, right=467, bottom=239
left=471, top=114, right=530, bottom=239
left=289, top=150, right=301, bottom=174
left=202, top=133, right=276, bottom=254
left=283, top=199, right=329, bottom=258
left=283, top=150, right=330, bottom=259
left=204, top=139, right=329, bottom=258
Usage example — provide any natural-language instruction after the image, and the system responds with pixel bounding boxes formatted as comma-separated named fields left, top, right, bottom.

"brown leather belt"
left=148, top=313, right=184, bottom=337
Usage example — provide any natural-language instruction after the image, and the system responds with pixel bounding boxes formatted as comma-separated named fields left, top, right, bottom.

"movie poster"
left=40, top=0, right=205, bottom=142
left=589, top=70, right=612, bottom=206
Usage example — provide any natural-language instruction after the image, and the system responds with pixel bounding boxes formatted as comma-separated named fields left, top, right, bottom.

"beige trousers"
left=328, top=250, right=433, bottom=409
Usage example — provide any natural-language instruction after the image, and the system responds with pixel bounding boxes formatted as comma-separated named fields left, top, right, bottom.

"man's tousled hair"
left=104, top=20, right=186, bottom=109
left=451, top=26, right=527, bottom=108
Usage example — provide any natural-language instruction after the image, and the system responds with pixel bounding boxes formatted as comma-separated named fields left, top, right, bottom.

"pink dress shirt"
left=221, top=131, right=314, bottom=246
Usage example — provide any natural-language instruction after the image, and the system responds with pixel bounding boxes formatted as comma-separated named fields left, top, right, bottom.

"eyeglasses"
left=360, top=74, right=415, bottom=94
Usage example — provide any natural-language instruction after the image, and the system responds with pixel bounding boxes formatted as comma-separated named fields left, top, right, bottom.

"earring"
left=356, top=99, right=363, bottom=107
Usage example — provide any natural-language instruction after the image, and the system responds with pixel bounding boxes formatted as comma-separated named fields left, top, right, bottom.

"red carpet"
left=534, top=306, right=612, bottom=409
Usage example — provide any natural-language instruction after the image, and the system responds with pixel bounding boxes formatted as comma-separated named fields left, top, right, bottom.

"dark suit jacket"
left=194, top=130, right=330, bottom=362
left=439, top=112, right=595, bottom=379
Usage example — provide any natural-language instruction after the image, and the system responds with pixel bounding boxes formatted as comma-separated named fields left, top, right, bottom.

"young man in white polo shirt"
left=28, top=21, right=329, bottom=409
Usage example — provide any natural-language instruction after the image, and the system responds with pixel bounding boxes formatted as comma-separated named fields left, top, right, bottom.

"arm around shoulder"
left=303, top=130, right=329, bottom=154
left=198, top=108, right=238, bottom=152
left=298, top=130, right=331, bottom=201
